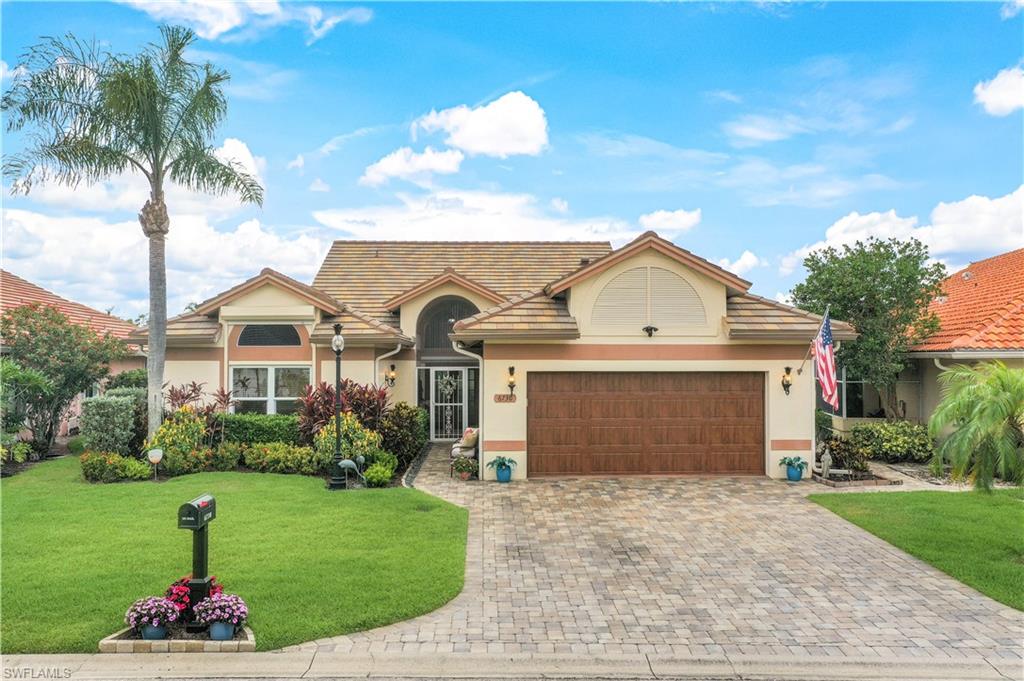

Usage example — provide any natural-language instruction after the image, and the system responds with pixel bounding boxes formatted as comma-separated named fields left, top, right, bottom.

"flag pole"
left=796, top=304, right=829, bottom=375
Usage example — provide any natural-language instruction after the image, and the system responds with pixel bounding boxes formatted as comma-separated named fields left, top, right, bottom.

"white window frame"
left=820, top=367, right=921, bottom=419
left=231, top=365, right=311, bottom=414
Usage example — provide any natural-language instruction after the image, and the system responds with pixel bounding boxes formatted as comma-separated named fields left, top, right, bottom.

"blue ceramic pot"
left=209, top=622, right=235, bottom=641
left=141, top=624, right=167, bottom=640
left=786, top=465, right=803, bottom=482
left=495, top=466, right=512, bottom=483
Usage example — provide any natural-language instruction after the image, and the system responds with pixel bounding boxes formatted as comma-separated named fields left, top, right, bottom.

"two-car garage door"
left=527, top=372, right=765, bottom=476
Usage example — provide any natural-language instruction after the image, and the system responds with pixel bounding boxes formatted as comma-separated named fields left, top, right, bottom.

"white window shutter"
left=592, top=266, right=648, bottom=328
left=649, top=267, right=706, bottom=328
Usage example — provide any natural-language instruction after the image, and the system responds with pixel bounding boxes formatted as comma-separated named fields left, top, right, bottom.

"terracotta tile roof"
left=129, top=312, right=222, bottom=345
left=914, top=248, right=1024, bottom=352
left=1, top=269, right=138, bottom=341
left=313, top=241, right=613, bottom=324
left=452, top=291, right=579, bottom=340
left=726, top=294, right=858, bottom=341
left=310, top=306, right=413, bottom=346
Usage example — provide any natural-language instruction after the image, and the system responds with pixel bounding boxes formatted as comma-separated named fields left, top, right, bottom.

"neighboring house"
left=132, top=231, right=855, bottom=480
left=824, top=248, right=1024, bottom=430
left=0, top=269, right=144, bottom=435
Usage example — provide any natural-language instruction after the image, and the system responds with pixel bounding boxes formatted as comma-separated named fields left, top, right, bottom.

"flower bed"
left=98, top=625, right=255, bottom=653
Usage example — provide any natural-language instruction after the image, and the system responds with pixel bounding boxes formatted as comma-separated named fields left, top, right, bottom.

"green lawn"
left=1, top=456, right=468, bottom=653
left=810, top=489, right=1024, bottom=611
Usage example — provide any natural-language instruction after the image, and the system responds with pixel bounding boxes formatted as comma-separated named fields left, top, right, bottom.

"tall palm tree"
left=929, top=361, right=1024, bottom=490
left=3, top=26, right=263, bottom=436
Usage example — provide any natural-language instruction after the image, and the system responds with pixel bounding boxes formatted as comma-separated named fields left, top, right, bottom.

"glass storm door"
left=430, top=368, right=466, bottom=441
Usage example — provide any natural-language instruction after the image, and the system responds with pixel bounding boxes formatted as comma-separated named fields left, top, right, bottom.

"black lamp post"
left=327, top=323, right=346, bottom=490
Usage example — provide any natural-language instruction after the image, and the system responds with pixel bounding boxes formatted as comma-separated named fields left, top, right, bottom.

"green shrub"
left=379, top=402, right=429, bottom=467
left=211, top=442, right=246, bottom=471
left=80, top=396, right=135, bottom=456
left=822, top=435, right=868, bottom=472
left=105, top=387, right=147, bottom=454
left=161, top=448, right=213, bottom=477
left=217, top=413, right=300, bottom=445
left=852, top=420, right=935, bottom=463
left=363, top=462, right=392, bottom=487
left=107, top=368, right=147, bottom=390
left=314, top=413, right=383, bottom=463
left=2, top=440, right=32, bottom=468
left=67, top=435, right=86, bottom=455
left=243, top=442, right=323, bottom=475
left=368, top=448, right=398, bottom=472
left=146, top=407, right=205, bottom=455
left=80, top=451, right=151, bottom=482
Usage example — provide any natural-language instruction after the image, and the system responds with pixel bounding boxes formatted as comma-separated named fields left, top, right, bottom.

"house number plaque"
left=494, top=394, right=517, bottom=403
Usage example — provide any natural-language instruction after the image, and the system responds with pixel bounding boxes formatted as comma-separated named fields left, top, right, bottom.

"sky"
left=2, top=0, right=1022, bottom=319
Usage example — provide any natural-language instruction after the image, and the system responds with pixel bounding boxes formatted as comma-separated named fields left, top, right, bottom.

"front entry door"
left=430, top=368, right=466, bottom=441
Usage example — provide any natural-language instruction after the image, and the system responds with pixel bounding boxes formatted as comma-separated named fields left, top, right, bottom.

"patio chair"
left=449, top=427, right=480, bottom=478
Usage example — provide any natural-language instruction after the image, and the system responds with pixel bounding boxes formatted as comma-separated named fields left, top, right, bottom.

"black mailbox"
left=178, top=494, right=216, bottom=529
left=177, top=493, right=216, bottom=632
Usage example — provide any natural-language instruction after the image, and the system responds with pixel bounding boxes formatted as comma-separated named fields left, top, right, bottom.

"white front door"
left=430, top=368, right=466, bottom=441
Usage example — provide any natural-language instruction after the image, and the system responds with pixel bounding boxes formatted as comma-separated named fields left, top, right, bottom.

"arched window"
left=591, top=266, right=706, bottom=331
left=417, top=296, right=479, bottom=358
left=238, top=324, right=301, bottom=346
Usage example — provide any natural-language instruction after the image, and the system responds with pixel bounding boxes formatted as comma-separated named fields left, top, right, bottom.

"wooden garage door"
left=527, top=372, right=764, bottom=476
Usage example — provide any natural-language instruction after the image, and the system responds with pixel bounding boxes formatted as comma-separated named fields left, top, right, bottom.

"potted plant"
left=486, top=455, right=517, bottom=483
left=779, top=456, right=808, bottom=482
left=125, top=597, right=179, bottom=640
left=192, top=593, right=249, bottom=641
left=452, top=456, right=477, bottom=481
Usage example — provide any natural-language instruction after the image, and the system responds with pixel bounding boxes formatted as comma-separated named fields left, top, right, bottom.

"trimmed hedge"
left=243, top=442, right=327, bottom=476
left=107, top=368, right=147, bottom=390
left=105, top=387, right=147, bottom=455
left=212, top=442, right=247, bottom=471
left=80, top=396, right=135, bottom=456
left=217, top=413, right=301, bottom=445
left=80, top=451, right=151, bottom=482
left=851, top=420, right=934, bottom=463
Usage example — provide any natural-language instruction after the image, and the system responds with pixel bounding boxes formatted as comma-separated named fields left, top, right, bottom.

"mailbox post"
left=177, top=494, right=216, bottom=631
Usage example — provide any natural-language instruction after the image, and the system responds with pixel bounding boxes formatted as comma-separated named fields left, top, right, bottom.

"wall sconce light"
left=507, top=366, right=516, bottom=395
left=384, top=364, right=397, bottom=388
left=781, top=366, right=793, bottom=395
left=642, top=325, right=659, bottom=337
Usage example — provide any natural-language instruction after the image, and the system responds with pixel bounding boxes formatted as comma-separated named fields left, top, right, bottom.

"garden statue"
left=820, top=446, right=832, bottom=480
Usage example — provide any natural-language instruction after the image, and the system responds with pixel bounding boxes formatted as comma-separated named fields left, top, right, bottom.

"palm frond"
left=167, top=144, right=264, bottom=205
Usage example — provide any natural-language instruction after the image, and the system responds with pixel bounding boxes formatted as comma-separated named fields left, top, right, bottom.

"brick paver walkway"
left=297, top=445, right=1022, bottom=666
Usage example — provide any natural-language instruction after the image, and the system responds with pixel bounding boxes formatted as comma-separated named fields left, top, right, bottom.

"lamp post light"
left=147, top=448, right=163, bottom=481
left=328, top=324, right=346, bottom=490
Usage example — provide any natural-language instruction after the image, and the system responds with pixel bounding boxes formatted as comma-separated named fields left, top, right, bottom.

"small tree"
left=0, top=305, right=128, bottom=453
left=791, top=238, right=945, bottom=417
left=0, top=358, right=53, bottom=436
left=929, top=362, right=1024, bottom=490
left=3, top=26, right=263, bottom=437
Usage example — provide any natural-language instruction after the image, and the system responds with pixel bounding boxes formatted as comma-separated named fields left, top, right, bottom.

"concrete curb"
left=4, top=651, right=1016, bottom=680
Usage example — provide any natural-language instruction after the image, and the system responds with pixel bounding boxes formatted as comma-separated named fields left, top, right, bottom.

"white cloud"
left=413, top=91, right=548, bottom=158
left=715, top=157, right=899, bottom=208
left=3, top=209, right=325, bottom=317
left=286, top=155, right=305, bottom=172
left=1001, top=0, right=1024, bottom=18
left=308, top=178, right=330, bottom=193
left=774, top=291, right=794, bottom=305
left=550, top=197, right=570, bottom=214
left=118, top=0, right=372, bottom=44
left=638, top=208, right=702, bottom=234
left=723, top=114, right=808, bottom=147
left=359, top=147, right=464, bottom=187
left=1, top=59, right=26, bottom=82
left=23, top=138, right=265, bottom=219
left=717, top=250, right=767, bottom=276
left=287, top=126, right=383, bottom=172
left=313, top=188, right=641, bottom=245
left=577, top=132, right=728, bottom=164
left=973, top=64, right=1024, bottom=116
left=780, top=185, right=1024, bottom=275
left=705, top=89, right=743, bottom=104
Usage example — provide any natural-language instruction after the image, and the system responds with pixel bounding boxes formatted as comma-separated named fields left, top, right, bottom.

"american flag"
left=814, top=312, right=839, bottom=411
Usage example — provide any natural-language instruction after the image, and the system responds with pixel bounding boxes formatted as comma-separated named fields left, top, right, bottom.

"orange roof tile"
left=726, top=294, right=857, bottom=341
left=0, top=269, right=138, bottom=341
left=914, top=248, right=1024, bottom=352
left=451, top=291, right=580, bottom=340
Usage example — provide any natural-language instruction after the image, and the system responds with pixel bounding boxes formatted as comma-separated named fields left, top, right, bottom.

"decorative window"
left=416, top=296, right=479, bottom=358
left=591, top=266, right=706, bottom=330
left=238, top=324, right=301, bottom=347
left=816, top=366, right=920, bottom=420
left=232, top=366, right=310, bottom=414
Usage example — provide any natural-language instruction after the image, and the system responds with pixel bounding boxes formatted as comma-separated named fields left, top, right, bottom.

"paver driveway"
left=301, top=446, right=1021, bottom=666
